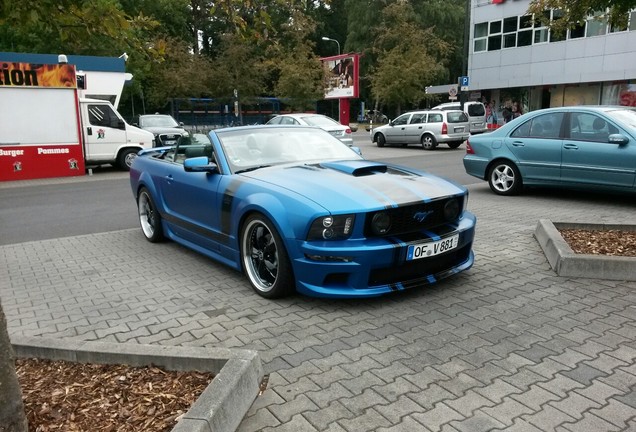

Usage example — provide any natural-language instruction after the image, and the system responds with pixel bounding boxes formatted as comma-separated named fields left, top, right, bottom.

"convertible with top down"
left=130, top=125, right=476, bottom=298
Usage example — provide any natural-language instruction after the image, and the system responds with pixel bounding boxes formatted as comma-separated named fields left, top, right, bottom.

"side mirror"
left=608, top=134, right=629, bottom=145
left=184, top=156, right=218, bottom=173
left=179, top=122, right=185, bottom=126
left=118, top=120, right=126, bottom=130
left=389, top=120, right=394, bottom=126
left=133, top=122, right=139, bottom=127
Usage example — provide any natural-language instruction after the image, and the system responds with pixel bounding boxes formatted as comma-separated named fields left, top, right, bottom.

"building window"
left=550, top=10, right=566, bottom=42
left=490, top=20, right=502, bottom=34
left=569, top=23, right=586, bottom=38
left=488, top=35, right=502, bottom=51
left=586, top=11, right=608, bottom=36
left=534, top=28, right=549, bottom=43
left=473, top=22, right=488, bottom=52
left=630, top=11, right=636, bottom=31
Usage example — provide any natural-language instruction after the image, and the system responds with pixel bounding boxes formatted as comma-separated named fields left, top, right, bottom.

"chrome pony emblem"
left=413, top=210, right=433, bottom=223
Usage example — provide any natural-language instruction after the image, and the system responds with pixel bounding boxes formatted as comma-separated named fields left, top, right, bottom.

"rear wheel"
left=376, top=133, right=386, bottom=148
left=117, top=148, right=139, bottom=171
left=137, top=188, right=164, bottom=242
left=241, top=214, right=294, bottom=298
left=447, top=141, right=463, bottom=149
left=421, top=134, right=437, bottom=150
left=488, top=161, right=522, bottom=195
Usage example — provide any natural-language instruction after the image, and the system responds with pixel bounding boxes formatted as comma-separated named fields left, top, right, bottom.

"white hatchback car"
left=266, top=113, right=353, bottom=146
left=371, top=110, right=470, bottom=150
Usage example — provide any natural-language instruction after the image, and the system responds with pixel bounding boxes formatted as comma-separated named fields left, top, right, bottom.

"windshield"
left=216, top=126, right=361, bottom=173
left=140, top=115, right=179, bottom=128
left=301, top=115, right=340, bottom=127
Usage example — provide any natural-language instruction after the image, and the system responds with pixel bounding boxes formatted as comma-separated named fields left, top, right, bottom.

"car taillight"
left=442, top=122, right=448, bottom=135
left=465, top=140, right=474, bottom=154
left=345, top=128, right=352, bottom=135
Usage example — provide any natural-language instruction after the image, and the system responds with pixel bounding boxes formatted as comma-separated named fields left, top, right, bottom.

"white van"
left=80, top=99, right=155, bottom=169
left=432, top=101, right=487, bottom=134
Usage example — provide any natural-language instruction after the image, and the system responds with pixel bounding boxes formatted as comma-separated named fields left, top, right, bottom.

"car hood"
left=241, top=160, right=465, bottom=212
left=143, top=126, right=187, bottom=135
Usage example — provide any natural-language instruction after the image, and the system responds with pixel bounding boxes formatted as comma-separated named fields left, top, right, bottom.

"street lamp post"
left=321, top=36, right=340, bottom=56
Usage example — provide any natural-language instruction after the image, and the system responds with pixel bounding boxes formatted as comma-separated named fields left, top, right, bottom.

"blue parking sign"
left=460, top=76, right=470, bottom=87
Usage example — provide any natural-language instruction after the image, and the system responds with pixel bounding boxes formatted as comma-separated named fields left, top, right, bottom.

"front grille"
left=364, top=198, right=461, bottom=238
left=157, top=133, right=183, bottom=145
left=368, top=243, right=472, bottom=287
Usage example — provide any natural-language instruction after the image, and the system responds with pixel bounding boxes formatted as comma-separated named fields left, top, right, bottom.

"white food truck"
left=0, top=60, right=153, bottom=181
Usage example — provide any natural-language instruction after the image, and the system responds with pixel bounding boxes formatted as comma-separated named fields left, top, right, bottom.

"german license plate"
left=407, top=234, right=459, bottom=260
left=454, top=127, right=465, bottom=132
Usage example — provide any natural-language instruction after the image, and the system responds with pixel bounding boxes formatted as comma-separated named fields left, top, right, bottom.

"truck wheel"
left=117, top=148, right=139, bottom=171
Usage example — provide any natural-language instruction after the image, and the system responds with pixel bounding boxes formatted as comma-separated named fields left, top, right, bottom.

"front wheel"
left=117, top=148, right=140, bottom=171
left=488, top=161, right=522, bottom=195
left=421, top=134, right=437, bottom=150
left=241, top=214, right=294, bottom=298
left=137, top=187, right=164, bottom=242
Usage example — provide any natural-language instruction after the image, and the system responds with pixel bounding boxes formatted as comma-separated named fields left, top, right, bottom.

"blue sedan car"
left=130, top=125, right=476, bottom=299
left=463, top=106, right=636, bottom=195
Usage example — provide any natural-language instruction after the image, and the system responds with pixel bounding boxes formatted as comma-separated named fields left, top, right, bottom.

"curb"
left=534, top=219, right=636, bottom=281
left=11, top=336, right=264, bottom=432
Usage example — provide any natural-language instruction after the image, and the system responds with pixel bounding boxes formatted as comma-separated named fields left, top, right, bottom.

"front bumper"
left=291, top=212, right=476, bottom=298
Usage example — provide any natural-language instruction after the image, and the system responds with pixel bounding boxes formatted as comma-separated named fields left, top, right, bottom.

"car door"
left=383, top=113, right=411, bottom=144
left=504, top=112, right=564, bottom=183
left=403, top=113, right=427, bottom=144
left=157, top=144, right=223, bottom=251
left=82, top=103, right=128, bottom=160
left=561, top=112, right=636, bottom=188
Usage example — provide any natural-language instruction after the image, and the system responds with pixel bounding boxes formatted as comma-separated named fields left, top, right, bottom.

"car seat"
left=592, top=117, right=609, bottom=141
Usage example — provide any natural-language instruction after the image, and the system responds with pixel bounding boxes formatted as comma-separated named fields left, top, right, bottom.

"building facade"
left=468, top=0, right=636, bottom=115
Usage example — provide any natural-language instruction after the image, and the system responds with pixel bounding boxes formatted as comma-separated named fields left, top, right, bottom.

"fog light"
left=372, top=212, right=391, bottom=235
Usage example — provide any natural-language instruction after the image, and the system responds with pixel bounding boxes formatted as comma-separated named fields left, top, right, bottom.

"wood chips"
left=559, top=228, right=636, bottom=257
left=15, top=358, right=214, bottom=432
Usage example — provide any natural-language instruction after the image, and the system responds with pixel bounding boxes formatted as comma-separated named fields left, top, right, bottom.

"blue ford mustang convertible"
left=130, top=126, right=476, bottom=299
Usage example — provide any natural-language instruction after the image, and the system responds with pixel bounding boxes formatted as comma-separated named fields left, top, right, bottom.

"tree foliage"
left=527, top=0, right=636, bottom=33
left=368, top=1, right=450, bottom=115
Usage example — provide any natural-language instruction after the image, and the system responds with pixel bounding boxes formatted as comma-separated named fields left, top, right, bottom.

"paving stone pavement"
left=1, top=183, right=636, bottom=432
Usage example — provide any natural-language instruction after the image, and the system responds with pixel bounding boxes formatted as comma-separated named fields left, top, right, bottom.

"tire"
left=421, top=134, right=437, bottom=150
left=137, top=187, right=164, bottom=242
left=240, top=214, right=294, bottom=298
left=376, top=133, right=386, bottom=148
left=488, top=160, right=522, bottom=196
left=447, top=141, right=463, bottom=149
left=117, top=148, right=139, bottom=171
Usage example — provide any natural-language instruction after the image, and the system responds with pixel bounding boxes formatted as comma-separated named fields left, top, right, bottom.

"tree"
left=527, top=0, right=636, bottom=34
left=368, top=2, right=450, bottom=115
left=0, top=301, right=28, bottom=432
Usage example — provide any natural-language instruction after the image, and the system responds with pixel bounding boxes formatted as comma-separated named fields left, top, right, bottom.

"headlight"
left=307, top=214, right=355, bottom=241
left=443, top=198, right=461, bottom=221
left=371, top=211, right=391, bottom=235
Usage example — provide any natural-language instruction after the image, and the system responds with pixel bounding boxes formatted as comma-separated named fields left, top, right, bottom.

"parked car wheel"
left=137, top=188, right=164, bottom=242
left=421, top=134, right=437, bottom=150
left=118, top=148, right=139, bottom=171
left=447, top=141, right=463, bottom=149
left=241, top=214, right=294, bottom=298
left=375, top=133, right=386, bottom=148
left=488, top=160, right=522, bottom=196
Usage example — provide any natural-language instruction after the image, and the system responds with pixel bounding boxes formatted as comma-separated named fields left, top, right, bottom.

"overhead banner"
left=0, top=62, right=77, bottom=89
left=321, top=54, right=360, bottom=100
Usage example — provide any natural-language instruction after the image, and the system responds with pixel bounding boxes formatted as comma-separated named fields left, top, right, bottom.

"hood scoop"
left=320, top=160, right=388, bottom=177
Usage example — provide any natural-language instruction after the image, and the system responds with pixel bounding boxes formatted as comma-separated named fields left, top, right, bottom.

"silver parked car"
left=432, top=101, right=488, bottom=135
left=371, top=110, right=470, bottom=150
left=266, top=113, right=353, bottom=146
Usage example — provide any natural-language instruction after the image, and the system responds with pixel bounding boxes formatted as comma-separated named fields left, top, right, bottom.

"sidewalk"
left=1, top=184, right=635, bottom=431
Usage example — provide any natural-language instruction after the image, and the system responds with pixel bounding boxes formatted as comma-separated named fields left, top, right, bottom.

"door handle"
left=87, top=127, right=92, bottom=136
left=564, top=143, right=579, bottom=150
left=165, top=175, right=173, bottom=182
left=511, top=141, right=524, bottom=147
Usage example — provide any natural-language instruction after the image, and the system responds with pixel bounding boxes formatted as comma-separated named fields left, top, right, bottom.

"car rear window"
left=467, top=104, right=485, bottom=117
left=447, top=112, right=468, bottom=123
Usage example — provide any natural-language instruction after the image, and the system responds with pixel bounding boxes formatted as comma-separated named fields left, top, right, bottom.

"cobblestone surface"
left=1, top=183, right=636, bottom=431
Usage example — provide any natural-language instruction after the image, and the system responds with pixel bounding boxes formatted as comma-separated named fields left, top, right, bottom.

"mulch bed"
left=558, top=228, right=636, bottom=257
left=15, top=358, right=214, bottom=432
